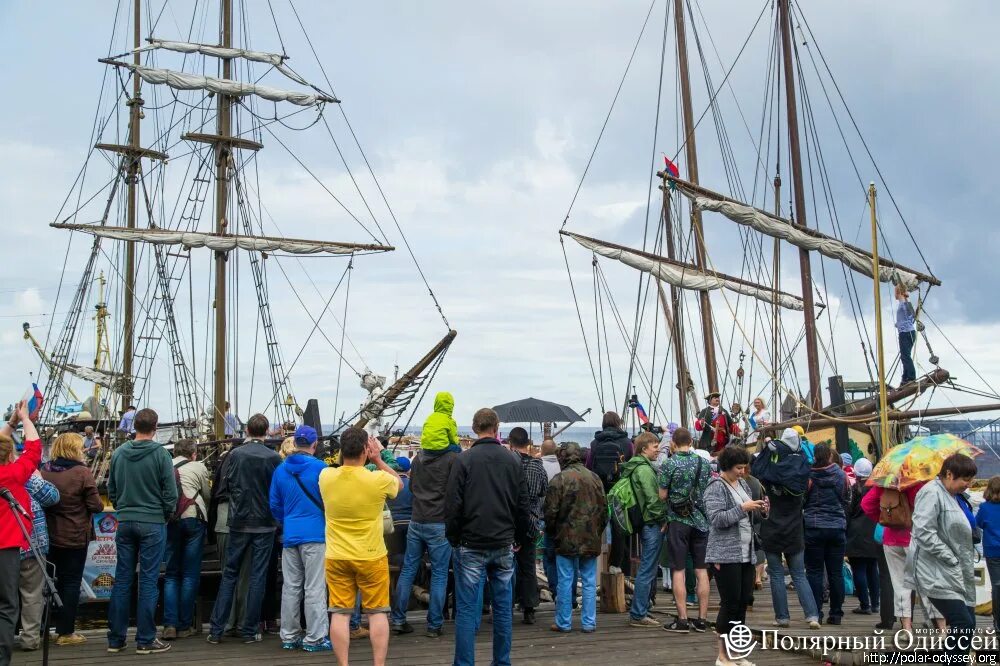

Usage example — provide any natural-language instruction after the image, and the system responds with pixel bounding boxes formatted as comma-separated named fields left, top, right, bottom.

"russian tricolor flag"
left=25, top=384, right=43, bottom=421
left=663, top=154, right=680, bottom=178
left=634, top=401, right=650, bottom=425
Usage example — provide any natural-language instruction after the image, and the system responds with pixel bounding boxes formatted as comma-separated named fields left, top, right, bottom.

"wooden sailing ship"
left=559, top=0, right=999, bottom=463
left=28, top=0, right=456, bottom=454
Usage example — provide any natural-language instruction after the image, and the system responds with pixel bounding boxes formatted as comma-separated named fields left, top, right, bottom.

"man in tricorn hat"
left=694, top=392, right=737, bottom=454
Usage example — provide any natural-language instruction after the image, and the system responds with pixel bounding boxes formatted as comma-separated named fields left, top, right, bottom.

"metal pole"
left=870, top=183, right=891, bottom=452
left=213, top=0, right=232, bottom=438
left=122, top=0, right=141, bottom=409
left=674, top=0, right=717, bottom=394
left=778, top=0, right=822, bottom=410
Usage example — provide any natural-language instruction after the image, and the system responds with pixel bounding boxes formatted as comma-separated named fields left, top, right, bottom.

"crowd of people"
left=0, top=388, right=989, bottom=666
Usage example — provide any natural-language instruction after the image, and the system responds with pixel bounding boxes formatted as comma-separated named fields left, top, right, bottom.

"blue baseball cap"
left=294, top=425, right=318, bottom=447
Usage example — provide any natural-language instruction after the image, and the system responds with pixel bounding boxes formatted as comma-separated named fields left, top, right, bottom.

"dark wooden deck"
left=20, top=582, right=995, bottom=664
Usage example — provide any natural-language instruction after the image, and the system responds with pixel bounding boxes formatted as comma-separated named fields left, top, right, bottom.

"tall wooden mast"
left=778, top=0, right=822, bottom=410
left=213, top=0, right=233, bottom=438
left=673, top=0, right=718, bottom=396
left=659, top=186, right=691, bottom=428
left=122, top=0, right=141, bottom=409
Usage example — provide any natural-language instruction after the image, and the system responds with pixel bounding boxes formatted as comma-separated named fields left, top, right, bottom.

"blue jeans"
left=629, top=524, right=663, bottom=620
left=804, top=527, right=846, bottom=620
left=453, top=545, right=513, bottom=666
left=163, top=518, right=206, bottom=630
left=209, top=530, right=275, bottom=638
left=391, top=522, right=452, bottom=630
left=108, top=521, right=167, bottom=647
left=350, top=591, right=362, bottom=630
left=766, top=550, right=819, bottom=621
left=542, top=533, right=558, bottom=598
left=555, top=555, right=596, bottom=631
left=929, top=598, right=976, bottom=663
left=899, top=331, right=916, bottom=383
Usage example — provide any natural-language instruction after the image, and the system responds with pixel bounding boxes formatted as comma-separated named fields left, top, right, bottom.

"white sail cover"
left=564, top=232, right=804, bottom=311
left=141, top=39, right=312, bottom=88
left=51, top=224, right=393, bottom=255
left=57, top=363, right=125, bottom=392
left=676, top=186, right=922, bottom=290
left=119, top=63, right=336, bottom=107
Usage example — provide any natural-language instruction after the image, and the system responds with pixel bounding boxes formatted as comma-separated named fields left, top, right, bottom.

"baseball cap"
left=293, top=424, right=318, bottom=447
left=395, top=456, right=411, bottom=472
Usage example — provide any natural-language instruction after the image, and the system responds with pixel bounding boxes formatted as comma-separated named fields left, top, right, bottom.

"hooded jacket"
left=410, top=448, right=457, bottom=523
left=803, top=464, right=848, bottom=530
left=544, top=449, right=607, bottom=558
left=269, top=451, right=326, bottom=546
left=420, top=392, right=459, bottom=452
left=585, top=427, right=634, bottom=490
left=41, top=458, right=104, bottom=548
left=108, top=439, right=176, bottom=524
left=621, top=455, right=667, bottom=525
left=0, top=438, right=41, bottom=550
left=906, top=479, right=976, bottom=605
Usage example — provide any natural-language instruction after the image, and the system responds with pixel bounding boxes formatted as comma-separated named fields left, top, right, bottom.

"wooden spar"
left=659, top=173, right=941, bottom=287
left=182, top=132, right=263, bottom=152
left=122, top=0, right=141, bottom=410
left=95, top=143, right=168, bottom=162
left=674, top=0, right=717, bottom=394
left=659, top=184, right=691, bottom=428
left=213, top=0, right=233, bottom=439
left=778, top=0, right=821, bottom=410
left=772, top=174, right=781, bottom=416
left=560, top=230, right=805, bottom=304
left=870, top=183, right=891, bottom=453
left=761, top=402, right=1000, bottom=434
left=354, top=329, right=458, bottom=430
left=552, top=408, right=592, bottom=438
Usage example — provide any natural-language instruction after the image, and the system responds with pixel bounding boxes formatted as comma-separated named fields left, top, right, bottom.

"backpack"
left=750, top=440, right=811, bottom=496
left=171, top=460, right=200, bottom=522
left=592, top=439, right=625, bottom=490
left=608, top=467, right=646, bottom=535
left=665, top=457, right=704, bottom=518
left=878, top=488, right=912, bottom=530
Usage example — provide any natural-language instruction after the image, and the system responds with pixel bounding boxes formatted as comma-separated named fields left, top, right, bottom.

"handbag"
left=382, top=507, right=395, bottom=536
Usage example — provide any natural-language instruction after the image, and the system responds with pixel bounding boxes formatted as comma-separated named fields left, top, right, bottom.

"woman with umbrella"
left=907, top=453, right=979, bottom=662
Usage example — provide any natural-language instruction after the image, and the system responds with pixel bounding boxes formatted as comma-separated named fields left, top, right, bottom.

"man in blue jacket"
left=269, top=425, right=329, bottom=652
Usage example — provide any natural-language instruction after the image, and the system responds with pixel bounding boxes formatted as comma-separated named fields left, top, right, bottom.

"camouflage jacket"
left=543, top=462, right=608, bottom=558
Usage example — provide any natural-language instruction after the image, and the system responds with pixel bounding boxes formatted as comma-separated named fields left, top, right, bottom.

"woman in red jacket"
left=0, top=402, right=42, bottom=666
left=40, top=433, right=104, bottom=646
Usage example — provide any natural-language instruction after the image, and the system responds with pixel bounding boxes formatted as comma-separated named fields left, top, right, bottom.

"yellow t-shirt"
left=319, top=465, right=399, bottom=560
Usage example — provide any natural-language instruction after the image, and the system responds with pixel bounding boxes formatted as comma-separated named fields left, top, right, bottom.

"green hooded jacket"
left=621, top=455, right=667, bottom=526
left=107, top=439, right=177, bottom=523
left=420, top=392, right=459, bottom=451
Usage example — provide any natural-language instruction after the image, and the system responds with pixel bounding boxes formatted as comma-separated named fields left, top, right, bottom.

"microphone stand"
left=2, top=490, right=61, bottom=666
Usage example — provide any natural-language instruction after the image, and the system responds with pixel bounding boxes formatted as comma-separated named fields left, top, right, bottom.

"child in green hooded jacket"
left=420, top=391, right=461, bottom=452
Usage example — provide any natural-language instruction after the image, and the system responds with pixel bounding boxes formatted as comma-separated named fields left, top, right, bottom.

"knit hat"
left=853, top=458, right=873, bottom=479
left=792, top=425, right=805, bottom=436
left=395, top=456, right=411, bottom=472
left=840, top=452, right=854, bottom=467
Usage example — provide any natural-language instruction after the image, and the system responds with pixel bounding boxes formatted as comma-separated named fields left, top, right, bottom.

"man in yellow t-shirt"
left=319, top=427, right=401, bottom=666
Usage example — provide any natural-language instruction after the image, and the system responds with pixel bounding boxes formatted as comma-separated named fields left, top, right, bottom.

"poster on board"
left=81, top=511, right=118, bottom=601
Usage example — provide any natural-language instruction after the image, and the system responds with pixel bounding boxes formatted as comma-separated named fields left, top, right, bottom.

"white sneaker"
left=609, top=566, right=622, bottom=575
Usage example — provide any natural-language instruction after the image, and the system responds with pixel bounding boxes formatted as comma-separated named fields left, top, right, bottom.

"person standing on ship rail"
left=894, top=284, right=923, bottom=385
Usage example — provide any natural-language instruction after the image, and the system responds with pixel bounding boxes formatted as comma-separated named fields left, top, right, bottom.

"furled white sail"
left=57, top=364, right=126, bottom=392
left=51, top=224, right=393, bottom=255
left=140, top=39, right=311, bottom=87
left=113, top=62, right=337, bottom=107
left=561, top=231, right=804, bottom=310
left=671, top=181, right=931, bottom=289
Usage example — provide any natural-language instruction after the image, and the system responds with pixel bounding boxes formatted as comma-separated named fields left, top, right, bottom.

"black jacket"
left=223, top=440, right=282, bottom=531
left=846, top=484, right=880, bottom=559
left=445, top=437, right=533, bottom=550
left=410, top=448, right=458, bottom=524
left=760, top=490, right=805, bottom=555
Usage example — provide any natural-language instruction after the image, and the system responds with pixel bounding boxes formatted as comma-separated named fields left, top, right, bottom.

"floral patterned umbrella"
left=867, top=433, right=982, bottom=489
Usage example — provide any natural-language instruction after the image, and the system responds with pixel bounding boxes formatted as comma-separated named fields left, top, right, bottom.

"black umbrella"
left=492, top=397, right=584, bottom=424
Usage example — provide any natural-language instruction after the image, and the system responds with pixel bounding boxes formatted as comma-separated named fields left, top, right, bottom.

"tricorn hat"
left=705, top=391, right=721, bottom=402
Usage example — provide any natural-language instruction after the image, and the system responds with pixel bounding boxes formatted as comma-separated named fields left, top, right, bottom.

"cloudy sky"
left=1, top=0, right=998, bottom=430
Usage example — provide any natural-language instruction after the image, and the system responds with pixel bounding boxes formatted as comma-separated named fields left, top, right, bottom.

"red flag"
left=663, top=154, right=680, bottom=178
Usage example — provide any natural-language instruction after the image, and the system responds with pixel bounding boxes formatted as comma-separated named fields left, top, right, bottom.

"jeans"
left=453, top=545, right=514, bottom=666
left=0, top=548, right=18, bottom=666
left=804, top=527, right=846, bottom=620
left=542, top=533, right=558, bottom=600
left=280, top=543, right=328, bottom=646
left=209, top=530, right=275, bottom=638
left=350, top=592, right=362, bottom=630
left=163, top=518, right=206, bottom=630
left=629, top=524, right=663, bottom=620
left=987, top=557, right=1000, bottom=594
left=554, top=555, right=596, bottom=631
left=391, top=522, right=452, bottom=630
left=766, top=550, right=819, bottom=621
left=108, top=521, right=167, bottom=647
left=49, top=546, right=87, bottom=635
left=899, top=331, right=916, bottom=383
left=848, top=556, right=880, bottom=611
left=929, top=598, right=976, bottom=663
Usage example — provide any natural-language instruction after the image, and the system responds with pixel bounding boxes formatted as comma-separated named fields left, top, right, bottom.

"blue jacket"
left=976, top=501, right=1000, bottom=559
left=269, top=453, right=326, bottom=547
left=803, top=464, right=848, bottom=530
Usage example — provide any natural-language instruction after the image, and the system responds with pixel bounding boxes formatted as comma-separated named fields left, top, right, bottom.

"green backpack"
left=608, top=466, right=646, bottom=535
